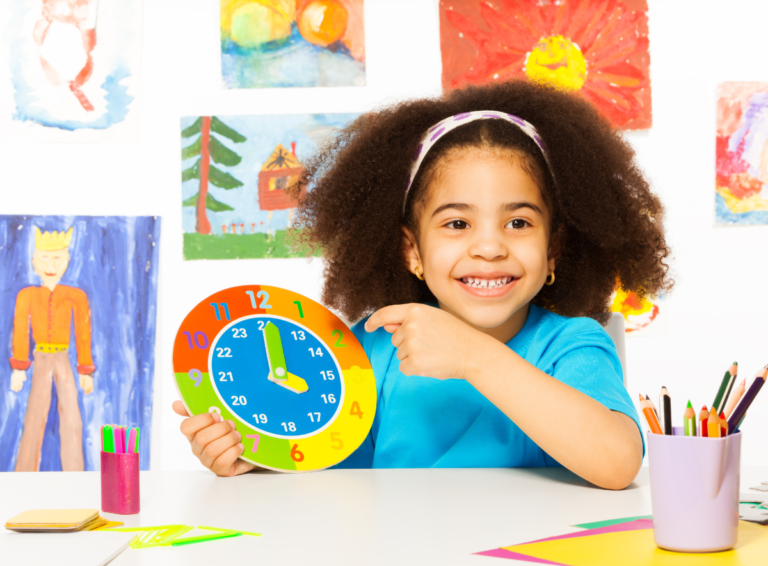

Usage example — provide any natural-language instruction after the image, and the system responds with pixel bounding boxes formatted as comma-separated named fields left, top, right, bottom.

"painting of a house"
left=181, top=113, right=360, bottom=260
left=258, top=143, right=304, bottom=212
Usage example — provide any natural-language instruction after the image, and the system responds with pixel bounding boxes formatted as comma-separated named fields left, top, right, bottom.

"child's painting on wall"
left=220, top=0, right=365, bottom=89
left=0, top=216, right=160, bottom=471
left=439, top=0, right=651, bottom=130
left=180, top=112, right=360, bottom=260
left=6, top=0, right=143, bottom=142
left=611, top=288, right=667, bottom=337
left=716, top=82, right=768, bottom=226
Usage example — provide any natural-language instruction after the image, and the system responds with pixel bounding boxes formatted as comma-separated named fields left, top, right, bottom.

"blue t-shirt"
left=337, top=303, right=643, bottom=468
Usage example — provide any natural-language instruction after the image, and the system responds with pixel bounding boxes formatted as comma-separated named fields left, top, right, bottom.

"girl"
left=173, top=80, right=672, bottom=489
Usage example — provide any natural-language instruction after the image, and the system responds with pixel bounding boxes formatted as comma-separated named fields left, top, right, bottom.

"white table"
left=2, top=467, right=767, bottom=565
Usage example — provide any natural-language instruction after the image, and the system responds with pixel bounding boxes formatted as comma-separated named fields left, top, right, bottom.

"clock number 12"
left=246, top=290, right=272, bottom=309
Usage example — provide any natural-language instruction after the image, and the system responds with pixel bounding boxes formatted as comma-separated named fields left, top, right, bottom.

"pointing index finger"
left=365, top=304, right=411, bottom=333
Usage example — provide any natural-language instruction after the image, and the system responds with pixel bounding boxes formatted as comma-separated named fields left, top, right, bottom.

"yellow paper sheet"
left=507, top=522, right=768, bottom=566
left=5, top=509, right=99, bottom=528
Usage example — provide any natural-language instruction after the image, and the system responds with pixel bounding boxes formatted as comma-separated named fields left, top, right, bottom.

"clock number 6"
left=290, top=444, right=304, bottom=462
left=330, top=432, right=344, bottom=450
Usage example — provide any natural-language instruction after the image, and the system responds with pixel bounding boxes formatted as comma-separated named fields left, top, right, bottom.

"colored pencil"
left=724, top=378, right=746, bottom=419
left=683, top=401, right=697, bottom=436
left=639, top=395, right=663, bottom=435
left=128, top=428, right=137, bottom=454
left=699, top=406, right=709, bottom=437
left=660, top=387, right=672, bottom=435
left=713, top=362, right=738, bottom=414
left=113, top=427, right=120, bottom=453
left=707, top=408, right=721, bottom=438
left=720, top=411, right=728, bottom=436
left=727, top=365, right=768, bottom=433
left=136, top=427, right=140, bottom=453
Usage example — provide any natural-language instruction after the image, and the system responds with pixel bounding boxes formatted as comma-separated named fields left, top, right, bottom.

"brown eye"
left=446, top=220, right=468, bottom=230
left=508, top=219, right=529, bottom=230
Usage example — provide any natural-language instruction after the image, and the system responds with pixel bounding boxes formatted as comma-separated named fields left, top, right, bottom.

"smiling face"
left=32, top=247, right=71, bottom=291
left=405, top=149, right=556, bottom=341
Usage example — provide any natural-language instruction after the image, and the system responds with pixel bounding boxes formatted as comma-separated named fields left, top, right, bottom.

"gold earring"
left=545, top=271, right=555, bottom=286
left=414, top=266, right=424, bottom=281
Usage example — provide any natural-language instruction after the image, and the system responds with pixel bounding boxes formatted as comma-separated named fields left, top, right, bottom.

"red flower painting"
left=440, top=0, right=651, bottom=129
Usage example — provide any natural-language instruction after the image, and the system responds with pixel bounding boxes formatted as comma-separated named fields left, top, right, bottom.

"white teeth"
left=462, top=276, right=512, bottom=288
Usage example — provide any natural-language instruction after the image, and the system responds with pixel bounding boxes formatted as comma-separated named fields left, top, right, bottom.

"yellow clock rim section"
left=293, top=367, right=376, bottom=471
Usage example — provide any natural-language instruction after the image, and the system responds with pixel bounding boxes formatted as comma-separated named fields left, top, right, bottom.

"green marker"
left=102, top=425, right=114, bottom=453
left=171, top=531, right=242, bottom=546
left=135, top=427, right=140, bottom=453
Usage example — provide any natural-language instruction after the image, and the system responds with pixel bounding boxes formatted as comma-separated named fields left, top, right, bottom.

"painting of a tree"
left=181, top=117, right=246, bottom=234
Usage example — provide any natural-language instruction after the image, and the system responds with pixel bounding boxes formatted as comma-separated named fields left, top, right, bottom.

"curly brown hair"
left=291, top=80, right=673, bottom=324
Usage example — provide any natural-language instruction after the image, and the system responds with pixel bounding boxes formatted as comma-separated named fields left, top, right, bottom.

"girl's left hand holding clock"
left=365, top=303, right=497, bottom=381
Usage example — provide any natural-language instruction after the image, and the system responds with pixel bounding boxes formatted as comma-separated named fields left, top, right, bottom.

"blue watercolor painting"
left=0, top=216, right=160, bottom=471
left=220, top=0, right=365, bottom=89
left=181, top=112, right=360, bottom=260
left=8, top=0, right=142, bottom=140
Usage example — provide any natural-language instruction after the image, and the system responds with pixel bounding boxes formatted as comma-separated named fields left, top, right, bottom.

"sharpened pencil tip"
left=686, top=400, right=692, bottom=408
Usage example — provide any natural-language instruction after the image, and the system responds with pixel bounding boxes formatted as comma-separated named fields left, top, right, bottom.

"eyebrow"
left=431, top=201, right=544, bottom=217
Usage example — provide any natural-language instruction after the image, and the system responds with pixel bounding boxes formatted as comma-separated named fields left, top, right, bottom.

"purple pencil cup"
left=648, top=426, right=741, bottom=553
left=101, top=451, right=140, bottom=515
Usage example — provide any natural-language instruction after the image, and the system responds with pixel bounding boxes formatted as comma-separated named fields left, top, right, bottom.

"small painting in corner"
left=716, top=82, right=768, bottom=226
left=220, top=0, right=365, bottom=89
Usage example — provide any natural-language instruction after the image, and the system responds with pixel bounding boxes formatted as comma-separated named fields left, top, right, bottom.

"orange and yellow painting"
left=440, top=0, right=651, bottom=130
left=716, top=82, right=768, bottom=225
left=610, top=288, right=665, bottom=336
left=220, top=0, right=365, bottom=89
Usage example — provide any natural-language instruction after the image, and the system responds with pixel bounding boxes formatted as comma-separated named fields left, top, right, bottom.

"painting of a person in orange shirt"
left=9, top=227, right=94, bottom=472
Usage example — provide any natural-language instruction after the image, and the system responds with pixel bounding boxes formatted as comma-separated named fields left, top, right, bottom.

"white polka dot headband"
left=404, top=111, right=552, bottom=213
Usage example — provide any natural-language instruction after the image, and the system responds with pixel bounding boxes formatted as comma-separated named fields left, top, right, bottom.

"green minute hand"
left=263, top=322, right=287, bottom=381
left=263, top=322, right=309, bottom=394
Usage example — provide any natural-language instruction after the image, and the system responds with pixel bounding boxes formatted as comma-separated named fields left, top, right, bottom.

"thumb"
left=172, top=400, right=191, bottom=417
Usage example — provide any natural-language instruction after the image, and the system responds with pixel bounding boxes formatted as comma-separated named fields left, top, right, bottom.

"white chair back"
left=602, top=312, right=627, bottom=388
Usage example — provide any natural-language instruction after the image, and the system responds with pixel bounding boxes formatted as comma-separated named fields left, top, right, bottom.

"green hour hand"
left=263, top=322, right=308, bottom=394
left=263, top=322, right=287, bottom=381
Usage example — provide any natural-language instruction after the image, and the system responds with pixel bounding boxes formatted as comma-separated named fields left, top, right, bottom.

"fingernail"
left=227, top=420, right=236, bottom=430
left=235, top=431, right=241, bottom=441
left=211, top=412, right=221, bottom=422
left=239, top=443, right=245, bottom=452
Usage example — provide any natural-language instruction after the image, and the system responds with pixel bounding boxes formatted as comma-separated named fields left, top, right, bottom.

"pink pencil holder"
left=648, top=427, right=741, bottom=553
left=101, top=451, right=140, bottom=515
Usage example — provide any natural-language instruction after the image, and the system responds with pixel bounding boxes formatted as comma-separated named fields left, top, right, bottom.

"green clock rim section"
left=174, top=372, right=296, bottom=471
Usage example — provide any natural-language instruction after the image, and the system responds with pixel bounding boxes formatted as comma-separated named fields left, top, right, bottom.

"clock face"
left=173, top=286, right=376, bottom=473
left=209, top=316, right=344, bottom=438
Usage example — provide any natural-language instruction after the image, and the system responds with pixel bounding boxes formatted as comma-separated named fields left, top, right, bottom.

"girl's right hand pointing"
left=172, top=401, right=256, bottom=477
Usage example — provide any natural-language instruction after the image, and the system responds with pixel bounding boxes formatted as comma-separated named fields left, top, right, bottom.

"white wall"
left=2, top=0, right=766, bottom=470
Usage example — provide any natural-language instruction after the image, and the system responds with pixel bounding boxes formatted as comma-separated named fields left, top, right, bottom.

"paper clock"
left=173, top=285, right=376, bottom=472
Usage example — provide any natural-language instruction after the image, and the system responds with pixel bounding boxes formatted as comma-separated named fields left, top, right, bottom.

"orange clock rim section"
left=172, top=285, right=372, bottom=374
